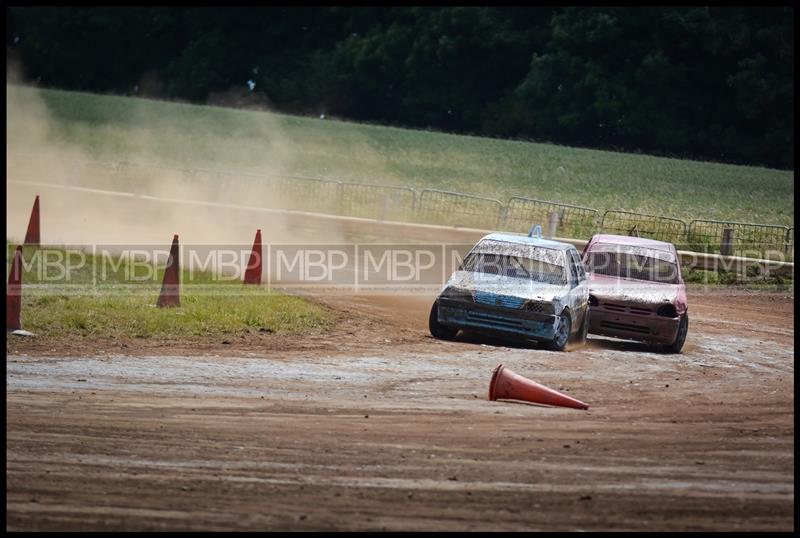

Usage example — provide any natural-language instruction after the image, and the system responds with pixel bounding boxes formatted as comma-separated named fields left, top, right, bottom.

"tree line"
left=7, top=6, right=794, bottom=169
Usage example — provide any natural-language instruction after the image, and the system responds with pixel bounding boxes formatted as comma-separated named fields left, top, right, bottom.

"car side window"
left=567, top=252, right=579, bottom=287
left=570, top=250, right=586, bottom=281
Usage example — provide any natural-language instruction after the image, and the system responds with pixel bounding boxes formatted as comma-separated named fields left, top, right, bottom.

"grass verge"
left=7, top=244, right=332, bottom=341
left=19, top=289, right=331, bottom=340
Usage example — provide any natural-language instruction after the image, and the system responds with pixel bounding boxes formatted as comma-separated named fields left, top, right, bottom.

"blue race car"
left=429, top=227, right=589, bottom=351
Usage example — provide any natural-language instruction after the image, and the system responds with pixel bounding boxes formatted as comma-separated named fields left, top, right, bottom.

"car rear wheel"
left=664, top=313, right=688, bottom=354
left=429, top=300, right=458, bottom=341
left=548, top=310, right=571, bottom=351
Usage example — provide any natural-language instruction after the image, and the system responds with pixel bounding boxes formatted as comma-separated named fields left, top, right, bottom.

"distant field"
left=7, top=85, right=794, bottom=226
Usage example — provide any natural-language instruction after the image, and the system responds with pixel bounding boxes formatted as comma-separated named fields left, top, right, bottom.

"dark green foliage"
left=7, top=6, right=793, bottom=168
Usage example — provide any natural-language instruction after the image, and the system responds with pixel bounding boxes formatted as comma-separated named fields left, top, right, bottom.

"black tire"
left=429, top=300, right=458, bottom=341
left=548, top=309, right=572, bottom=351
left=664, top=313, right=688, bottom=354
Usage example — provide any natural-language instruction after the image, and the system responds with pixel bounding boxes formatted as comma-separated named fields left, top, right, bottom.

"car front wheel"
left=429, top=300, right=458, bottom=341
left=664, top=313, right=688, bottom=354
left=548, top=310, right=571, bottom=351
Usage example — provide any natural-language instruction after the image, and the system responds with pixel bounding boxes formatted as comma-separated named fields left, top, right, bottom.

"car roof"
left=588, top=234, right=675, bottom=252
left=480, top=232, right=575, bottom=251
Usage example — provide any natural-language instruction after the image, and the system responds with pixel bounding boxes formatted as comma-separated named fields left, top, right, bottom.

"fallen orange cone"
left=156, top=234, right=181, bottom=308
left=488, top=364, right=589, bottom=410
left=6, top=245, right=23, bottom=330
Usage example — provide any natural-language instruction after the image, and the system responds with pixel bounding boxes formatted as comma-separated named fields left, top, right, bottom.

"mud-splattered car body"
left=429, top=231, right=589, bottom=351
left=581, top=234, right=688, bottom=352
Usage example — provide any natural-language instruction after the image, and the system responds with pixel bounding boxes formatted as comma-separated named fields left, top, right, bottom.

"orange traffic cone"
left=7, top=245, right=23, bottom=331
left=488, top=364, right=589, bottom=410
left=24, top=195, right=40, bottom=245
left=243, top=229, right=262, bottom=285
left=156, top=234, right=180, bottom=307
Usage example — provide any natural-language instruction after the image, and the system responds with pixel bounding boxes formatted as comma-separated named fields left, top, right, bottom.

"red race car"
left=581, top=234, right=688, bottom=353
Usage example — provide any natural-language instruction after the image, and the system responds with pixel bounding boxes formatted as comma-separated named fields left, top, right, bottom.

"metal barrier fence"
left=416, top=189, right=504, bottom=229
left=265, top=175, right=342, bottom=214
left=338, top=182, right=417, bottom=222
left=600, top=210, right=689, bottom=244
left=504, top=197, right=599, bottom=239
left=688, top=219, right=791, bottom=260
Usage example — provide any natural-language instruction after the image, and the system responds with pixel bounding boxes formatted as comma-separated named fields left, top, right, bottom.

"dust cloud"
left=6, top=64, right=352, bottom=264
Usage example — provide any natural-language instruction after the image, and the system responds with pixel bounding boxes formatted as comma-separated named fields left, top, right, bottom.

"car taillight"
left=656, top=304, right=678, bottom=317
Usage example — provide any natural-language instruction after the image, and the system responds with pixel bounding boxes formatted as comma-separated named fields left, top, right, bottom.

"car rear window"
left=586, top=243, right=679, bottom=284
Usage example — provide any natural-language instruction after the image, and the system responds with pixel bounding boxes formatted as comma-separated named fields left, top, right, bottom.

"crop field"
left=7, top=85, right=794, bottom=227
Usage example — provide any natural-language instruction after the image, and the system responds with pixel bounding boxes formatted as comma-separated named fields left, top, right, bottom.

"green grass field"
left=7, top=244, right=332, bottom=339
left=7, top=85, right=793, bottom=227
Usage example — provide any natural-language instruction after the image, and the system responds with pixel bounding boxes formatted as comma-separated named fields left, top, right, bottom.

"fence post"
left=784, top=228, right=792, bottom=257
left=380, top=194, right=389, bottom=222
left=721, top=228, right=734, bottom=256
left=335, top=182, right=344, bottom=215
left=497, top=205, right=508, bottom=229
left=547, top=211, right=559, bottom=238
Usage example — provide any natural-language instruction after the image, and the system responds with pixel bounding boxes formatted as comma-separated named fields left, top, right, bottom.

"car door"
left=568, top=248, right=589, bottom=326
left=564, top=250, right=580, bottom=319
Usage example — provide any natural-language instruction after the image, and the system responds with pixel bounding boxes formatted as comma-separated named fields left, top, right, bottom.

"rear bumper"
left=588, top=309, right=680, bottom=344
left=437, top=297, right=558, bottom=341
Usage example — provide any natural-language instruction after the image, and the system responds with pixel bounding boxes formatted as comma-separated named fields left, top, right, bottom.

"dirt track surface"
left=6, top=288, right=795, bottom=531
